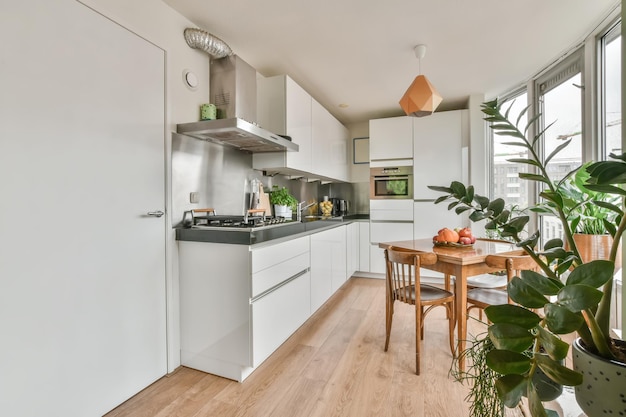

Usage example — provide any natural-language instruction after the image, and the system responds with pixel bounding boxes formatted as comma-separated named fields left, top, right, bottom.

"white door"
left=0, top=1, right=167, bottom=416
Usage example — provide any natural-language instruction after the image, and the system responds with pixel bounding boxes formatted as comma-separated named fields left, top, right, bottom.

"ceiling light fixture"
left=399, top=44, right=442, bottom=117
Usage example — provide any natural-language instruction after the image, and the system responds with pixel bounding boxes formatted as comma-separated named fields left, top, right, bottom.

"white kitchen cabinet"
left=359, top=221, right=370, bottom=272
left=369, top=116, right=413, bottom=161
left=254, top=75, right=312, bottom=173
left=311, top=99, right=350, bottom=182
left=254, top=76, right=350, bottom=182
left=179, top=236, right=310, bottom=382
left=251, top=269, right=310, bottom=366
left=346, top=222, right=359, bottom=278
left=310, top=225, right=347, bottom=313
left=369, top=200, right=414, bottom=275
left=413, top=110, right=468, bottom=199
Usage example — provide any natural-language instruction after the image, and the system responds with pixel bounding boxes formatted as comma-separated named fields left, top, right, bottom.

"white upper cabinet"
left=413, top=110, right=468, bottom=199
left=369, top=116, right=413, bottom=161
left=254, top=75, right=312, bottom=173
left=254, top=75, right=349, bottom=182
left=311, top=99, right=350, bottom=182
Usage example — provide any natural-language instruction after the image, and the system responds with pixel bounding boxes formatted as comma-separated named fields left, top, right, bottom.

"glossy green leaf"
left=505, top=216, right=529, bottom=232
left=508, top=158, right=541, bottom=167
left=488, top=323, right=534, bottom=352
left=544, top=304, right=585, bottom=334
left=540, top=190, right=564, bottom=208
left=584, top=184, right=626, bottom=196
left=484, top=304, right=541, bottom=329
left=566, top=259, right=614, bottom=288
left=434, top=195, right=450, bottom=204
left=465, top=185, right=475, bottom=203
left=519, top=173, right=550, bottom=184
left=520, top=270, right=562, bottom=295
left=469, top=211, right=488, bottom=222
left=545, top=140, right=572, bottom=165
left=428, top=185, right=452, bottom=193
left=487, top=349, right=531, bottom=375
left=475, top=195, right=490, bottom=209
left=527, top=384, right=548, bottom=417
left=535, top=326, right=569, bottom=361
left=495, top=374, right=527, bottom=408
left=455, top=206, right=471, bottom=214
left=557, top=284, right=603, bottom=312
left=487, top=198, right=505, bottom=217
left=450, top=181, right=466, bottom=197
left=543, top=238, right=563, bottom=250
left=508, top=277, right=549, bottom=309
left=535, top=354, right=583, bottom=386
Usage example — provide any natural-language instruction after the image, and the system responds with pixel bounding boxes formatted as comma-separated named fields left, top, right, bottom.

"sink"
left=302, top=215, right=343, bottom=222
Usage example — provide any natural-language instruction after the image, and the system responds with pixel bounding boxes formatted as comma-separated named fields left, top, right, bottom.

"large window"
left=535, top=51, right=584, bottom=242
left=491, top=92, right=530, bottom=211
left=601, top=22, right=622, bottom=159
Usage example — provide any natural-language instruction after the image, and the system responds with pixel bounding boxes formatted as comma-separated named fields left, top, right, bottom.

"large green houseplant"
left=430, top=99, right=626, bottom=417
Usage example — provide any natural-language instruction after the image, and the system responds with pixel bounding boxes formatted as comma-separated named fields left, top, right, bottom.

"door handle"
left=147, top=210, right=165, bottom=218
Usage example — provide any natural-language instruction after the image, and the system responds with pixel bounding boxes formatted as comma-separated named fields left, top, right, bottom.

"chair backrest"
left=484, top=251, right=539, bottom=303
left=385, top=247, right=437, bottom=304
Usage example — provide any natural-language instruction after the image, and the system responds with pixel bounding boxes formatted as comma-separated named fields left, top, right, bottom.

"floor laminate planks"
left=105, top=277, right=518, bottom=417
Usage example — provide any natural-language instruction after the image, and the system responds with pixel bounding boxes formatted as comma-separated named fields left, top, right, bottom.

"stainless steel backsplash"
left=171, top=133, right=369, bottom=227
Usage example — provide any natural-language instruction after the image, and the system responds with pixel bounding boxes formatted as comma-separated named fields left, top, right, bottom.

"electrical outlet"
left=189, top=192, right=200, bottom=204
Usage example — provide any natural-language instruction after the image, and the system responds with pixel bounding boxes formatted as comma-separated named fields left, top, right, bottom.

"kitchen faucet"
left=297, top=201, right=316, bottom=222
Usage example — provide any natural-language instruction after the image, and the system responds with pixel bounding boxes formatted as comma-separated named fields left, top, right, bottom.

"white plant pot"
left=572, top=337, right=626, bottom=416
left=274, top=204, right=292, bottom=219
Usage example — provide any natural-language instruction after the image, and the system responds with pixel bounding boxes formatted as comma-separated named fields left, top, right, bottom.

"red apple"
left=459, top=236, right=472, bottom=245
left=470, top=236, right=476, bottom=244
left=458, top=227, right=473, bottom=238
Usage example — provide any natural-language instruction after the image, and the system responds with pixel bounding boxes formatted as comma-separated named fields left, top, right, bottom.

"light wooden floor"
left=104, top=277, right=500, bottom=417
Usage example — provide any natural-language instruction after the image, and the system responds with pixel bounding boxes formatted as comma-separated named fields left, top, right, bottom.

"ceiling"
left=164, top=0, right=620, bottom=126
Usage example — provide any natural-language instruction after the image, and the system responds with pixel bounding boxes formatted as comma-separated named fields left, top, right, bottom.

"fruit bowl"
left=433, top=241, right=474, bottom=248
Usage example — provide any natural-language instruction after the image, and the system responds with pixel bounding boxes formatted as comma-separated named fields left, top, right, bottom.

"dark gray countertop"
left=175, top=214, right=369, bottom=245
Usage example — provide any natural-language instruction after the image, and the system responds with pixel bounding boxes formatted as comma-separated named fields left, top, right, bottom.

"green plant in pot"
left=429, top=99, right=626, bottom=417
left=269, top=186, right=297, bottom=218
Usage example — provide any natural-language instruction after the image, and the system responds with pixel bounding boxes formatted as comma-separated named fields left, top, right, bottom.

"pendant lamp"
left=399, top=45, right=442, bottom=117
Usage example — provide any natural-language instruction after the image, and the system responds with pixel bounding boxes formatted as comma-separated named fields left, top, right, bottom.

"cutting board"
left=258, top=187, right=272, bottom=216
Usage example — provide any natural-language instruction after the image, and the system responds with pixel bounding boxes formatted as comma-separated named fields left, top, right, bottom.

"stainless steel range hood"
left=176, top=54, right=298, bottom=153
left=176, top=118, right=298, bottom=152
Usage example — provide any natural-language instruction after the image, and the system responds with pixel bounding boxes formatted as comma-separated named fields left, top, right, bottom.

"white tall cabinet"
left=367, top=110, right=468, bottom=275
left=413, top=110, right=468, bottom=199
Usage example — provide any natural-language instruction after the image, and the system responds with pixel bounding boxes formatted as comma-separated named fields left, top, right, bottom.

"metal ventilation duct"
left=183, top=28, right=233, bottom=59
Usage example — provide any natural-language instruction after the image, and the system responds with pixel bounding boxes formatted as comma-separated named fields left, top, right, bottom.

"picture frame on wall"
left=353, top=137, right=369, bottom=164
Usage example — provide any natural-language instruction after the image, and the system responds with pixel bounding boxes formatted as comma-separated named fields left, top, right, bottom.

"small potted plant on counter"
left=269, top=186, right=298, bottom=219
left=429, top=99, right=626, bottom=417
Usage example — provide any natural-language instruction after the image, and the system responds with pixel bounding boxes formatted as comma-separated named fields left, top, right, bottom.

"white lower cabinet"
left=179, top=224, right=361, bottom=382
left=310, top=225, right=347, bottom=313
left=251, top=269, right=310, bottom=366
left=346, top=222, right=359, bottom=278
left=179, top=236, right=310, bottom=382
left=359, top=221, right=370, bottom=272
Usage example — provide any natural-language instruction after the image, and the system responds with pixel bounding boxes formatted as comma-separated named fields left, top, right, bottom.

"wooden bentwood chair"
left=466, top=250, right=539, bottom=315
left=384, top=247, right=456, bottom=375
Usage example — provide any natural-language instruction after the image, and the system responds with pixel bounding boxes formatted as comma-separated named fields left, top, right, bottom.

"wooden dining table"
left=378, top=238, right=517, bottom=371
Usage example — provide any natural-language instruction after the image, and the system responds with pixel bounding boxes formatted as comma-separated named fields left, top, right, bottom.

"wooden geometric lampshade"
left=399, top=74, right=443, bottom=117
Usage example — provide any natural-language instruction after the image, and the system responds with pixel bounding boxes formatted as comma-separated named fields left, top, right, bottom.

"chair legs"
left=384, top=297, right=394, bottom=352
left=385, top=297, right=456, bottom=375
left=447, top=301, right=455, bottom=356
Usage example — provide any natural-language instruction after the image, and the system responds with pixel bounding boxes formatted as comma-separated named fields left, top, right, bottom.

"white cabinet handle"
left=147, top=211, right=164, bottom=217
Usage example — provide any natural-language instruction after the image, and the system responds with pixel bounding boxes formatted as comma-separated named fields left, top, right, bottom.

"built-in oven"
left=369, top=166, right=413, bottom=200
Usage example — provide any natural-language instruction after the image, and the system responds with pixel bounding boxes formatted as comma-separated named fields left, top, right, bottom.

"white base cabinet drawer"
left=251, top=270, right=311, bottom=366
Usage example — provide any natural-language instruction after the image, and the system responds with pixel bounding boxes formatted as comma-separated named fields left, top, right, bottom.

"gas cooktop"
left=191, top=215, right=295, bottom=231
